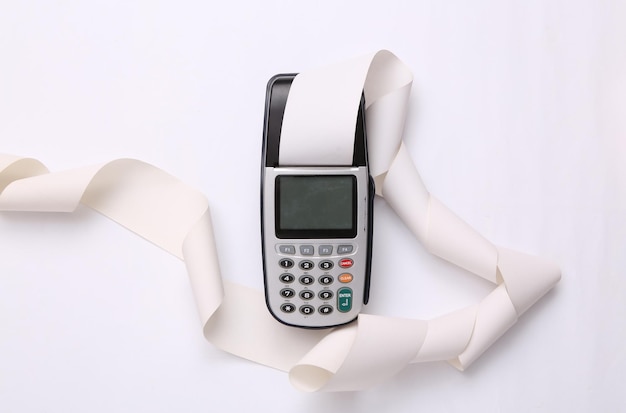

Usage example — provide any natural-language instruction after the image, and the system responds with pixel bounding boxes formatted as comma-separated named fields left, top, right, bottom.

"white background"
left=1, top=1, right=624, bottom=411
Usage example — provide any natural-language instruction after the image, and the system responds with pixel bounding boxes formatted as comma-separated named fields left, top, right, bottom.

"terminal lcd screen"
left=275, top=175, right=356, bottom=238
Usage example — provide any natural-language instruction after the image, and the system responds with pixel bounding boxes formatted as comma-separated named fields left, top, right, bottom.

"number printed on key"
left=299, top=260, right=314, bottom=271
left=280, top=288, right=295, bottom=298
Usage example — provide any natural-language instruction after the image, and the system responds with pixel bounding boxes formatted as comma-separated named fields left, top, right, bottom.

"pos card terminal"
left=261, top=74, right=374, bottom=328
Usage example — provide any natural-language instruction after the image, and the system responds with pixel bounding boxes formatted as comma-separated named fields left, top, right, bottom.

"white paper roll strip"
left=426, top=197, right=499, bottom=283
left=365, top=84, right=412, bottom=178
left=289, top=325, right=359, bottom=391
left=0, top=154, right=23, bottom=170
left=0, top=49, right=561, bottom=392
left=380, top=143, right=431, bottom=240
left=182, top=208, right=224, bottom=322
left=363, top=50, right=413, bottom=105
left=309, top=315, right=428, bottom=392
left=202, top=282, right=323, bottom=372
left=496, top=247, right=561, bottom=315
left=381, top=142, right=497, bottom=283
left=0, top=164, right=104, bottom=212
left=279, top=54, right=373, bottom=166
left=450, top=284, right=518, bottom=370
left=0, top=156, right=48, bottom=192
left=412, top=305, right=478, bottom=363
left=83, top=160, right=209, bottom=258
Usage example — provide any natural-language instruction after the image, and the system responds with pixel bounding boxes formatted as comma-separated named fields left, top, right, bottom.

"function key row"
left=278, top=244, right=354, bottom=256
left=278, top=258, right=353, bottom=271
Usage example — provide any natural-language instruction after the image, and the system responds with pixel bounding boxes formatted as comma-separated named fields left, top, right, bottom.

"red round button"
left=339, top=258, right=353, bottom=268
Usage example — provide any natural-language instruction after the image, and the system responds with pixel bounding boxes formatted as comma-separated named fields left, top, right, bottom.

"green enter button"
left=337, top=287, right=353, bottom=313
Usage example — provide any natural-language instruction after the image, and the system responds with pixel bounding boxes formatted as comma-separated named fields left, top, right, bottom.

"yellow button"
left=338, top=273, right=353, bottom=283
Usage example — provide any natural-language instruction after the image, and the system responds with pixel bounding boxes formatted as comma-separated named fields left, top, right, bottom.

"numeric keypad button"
left=319, top=275, right=334, bottom=285
left=279, top=258, right=294, bottom=269
left=318, top=290, right=334, bottom=300
left=279, top=273, right=295, bottom=283
left=299, top=305, right=315, bottom=315
left=280, top=288, right=295, bottom=298
left=319, top=305, right=333, bottom=315
left=299, top=260, right=314, bottom=271
left=280, top=303, right=296, bottom=313
left=319, top=260, right=334, bottom=271
left=299, top=290, right=314, bottom=300
left=299, top=275, right=314, bottom=286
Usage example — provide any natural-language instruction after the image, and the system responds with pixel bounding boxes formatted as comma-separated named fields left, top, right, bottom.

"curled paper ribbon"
left=0, top=50, right=560, bottom=392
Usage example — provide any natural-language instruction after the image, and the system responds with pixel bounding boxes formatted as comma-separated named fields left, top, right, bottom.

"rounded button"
left=299, top=260, right=314, bottom=271
left=337, top=245, right=354, bottom=254
left=280, top=303, right=296, bottom=313
left=319, top=260, right=334, bottom=271
left=299, top=305, right=315, bottom=315
left=278, top=245, right=296, bottom=254
left=318, top=290, right=334, bottom=300
left=338, top=273, right=353, bottom=283
left=299, top=275, right=314, bottom=286
left=339, top=258, right=353, bottom=268
left=337, top=287, right=353, bottom=313
left=279, top=273, right=295, bottom=283
left=299, top=290, right=314, bottom=300
left=279, top=258, right=294, bottom=269
left=319, top=275, right=334, bottom=285
left=318, top=305, right=333, bottom=315
left=319, top=245, right=333, bottom=255
left=280, top=288, right=295, bottom=298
